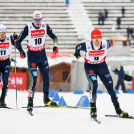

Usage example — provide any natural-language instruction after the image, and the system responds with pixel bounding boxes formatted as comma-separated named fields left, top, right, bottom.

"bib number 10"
left=34, top=38, right=42, bottom=45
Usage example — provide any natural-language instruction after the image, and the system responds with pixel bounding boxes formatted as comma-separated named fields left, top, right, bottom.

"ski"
left=90, top=117, right=101, bottom=124
left=0, top=106, right=15, bottom=110
left=22, top=105, right=90, bottom=110
left=28, top=111, right=34, bottom=116
left=105, top=114, right=134, bottom=120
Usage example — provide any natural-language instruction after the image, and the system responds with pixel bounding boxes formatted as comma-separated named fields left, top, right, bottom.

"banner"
left=46, top=52, right=70, bottom=58
left=0, top=72, right=27, bottom=90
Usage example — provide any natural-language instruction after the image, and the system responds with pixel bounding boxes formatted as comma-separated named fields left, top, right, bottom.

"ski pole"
left=60, top=59, right=79, bottom=91
left=13, top=32, right=18, bottom=110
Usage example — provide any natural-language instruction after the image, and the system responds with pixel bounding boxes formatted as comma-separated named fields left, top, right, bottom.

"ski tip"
left=90, top=117, right=101, bottom=124
left=28, top=111, right=34, bottom=116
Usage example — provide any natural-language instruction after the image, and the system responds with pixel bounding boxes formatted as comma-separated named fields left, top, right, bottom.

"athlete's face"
left=33, top=18, right=42, bottom=27
left=0, top=32, right=6, bottom=40
left=92, top=38, right=101, bottom=47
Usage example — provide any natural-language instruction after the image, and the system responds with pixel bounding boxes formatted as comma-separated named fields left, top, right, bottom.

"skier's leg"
left=38, top=60, right=57, bottom=106
left=84, top=63, right=98, bottom=118
left=115, top=80, right=120, bottom=90
left=121, top=81, right=126, bottom=93
left=0, top=61, right=10, bottom=107
left=98, top=63, right=129, bottom=117
left=27, top=59, right=37, bottom=111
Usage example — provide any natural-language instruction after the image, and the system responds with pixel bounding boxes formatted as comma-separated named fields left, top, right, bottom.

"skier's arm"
left=75, top=42, right=86, bottom=54
left=47, top=24, right=58, bottom=46
left=10, top=35, right=23, bottom=53
left=73, top=42, right=86, bottom=59
left=47, top=24, right=58, bottom=53
left=107, top=40, right=112, bottom=49
left=17, top=25, right=28, bottom=46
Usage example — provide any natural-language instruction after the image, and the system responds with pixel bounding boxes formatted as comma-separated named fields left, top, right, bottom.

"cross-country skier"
left=0, top=24, right=25, bottom=107
left=73, top=29, right=130, bottom=119
left=17, top=11, right=59, bottom=112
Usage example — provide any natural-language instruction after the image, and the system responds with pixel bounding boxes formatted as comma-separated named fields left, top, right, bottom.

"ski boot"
left=27, top=97, right=33, bottom=112
left=90, top=103, right=97, bottom=119
left=0, top=94, right=6, bottom=108
left=44, top=92, right=57, bottom=106
left=115, top=105, right=129, bottom=118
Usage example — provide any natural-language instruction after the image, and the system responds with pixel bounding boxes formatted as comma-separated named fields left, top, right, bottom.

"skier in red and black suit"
left=73, top=29, right=130, bottom=119
left=17, top=11, right=58, bottom=112
left=0, top=24, right=25, bottom=107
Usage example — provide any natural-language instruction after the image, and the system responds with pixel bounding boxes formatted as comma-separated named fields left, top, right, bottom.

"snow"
left=0, top=90, right=134, bottom=134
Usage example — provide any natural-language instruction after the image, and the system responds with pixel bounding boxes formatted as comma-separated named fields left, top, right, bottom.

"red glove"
left=53, top=46, right=58, bottom=54
left=20, top=51, right=26, bottom=59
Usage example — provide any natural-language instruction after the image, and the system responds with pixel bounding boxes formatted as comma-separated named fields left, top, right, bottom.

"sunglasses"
left=92, top=38, right=101, bottom=42
left=33, top=18, right=42, bottom=22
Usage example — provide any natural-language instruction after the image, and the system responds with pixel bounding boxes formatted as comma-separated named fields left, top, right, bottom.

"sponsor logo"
left=84, top=56, right=106, bottom=64
left=108, top=80, right=112, bottom=84
left=0, top=42, right=9, bottom=48
left=89, top=50, right=105, bottom=56
left=34, top=14, right=40, bottom=18
left=30, top=68, right=37, bottom=71
left=5, top=70, right=8, bottom=73
left=31, top=63, right=36, bottom=68
left=46, top=66, right=49, bottom=69
left=32, top=71, right=37, bottom=76
left=28, top=89, right=33, bottom=97
left=27, top=44, right=45, bottom=51
left=0, top=55, right=10, bottom=61
left=44, top=60, right=48, bottom=64
left=89, top=70, right=94, bottom=74
left=93, top=35, right=100, bottom=38
left=105, top=74, right=111, bottom=79
left=31, top=29, right=45, bottom=36
left=91, top=76, right=97, bottom=81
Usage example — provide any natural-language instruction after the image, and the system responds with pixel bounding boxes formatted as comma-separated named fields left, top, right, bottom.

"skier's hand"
left=20, top=51, right=26, bottom=59
left=53, top=46, right=58, bottom=54
left=73, top=52, right=81, bottom=59
left=11, top=58, right=16, bottom=63
left=13, top=32, right=19, bottom=41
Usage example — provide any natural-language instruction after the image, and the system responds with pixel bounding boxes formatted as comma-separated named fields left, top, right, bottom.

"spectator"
left=65, top=0, right=69, bottom=7
left=127, top=27, right=131, bottom=39
left=130, top=27, right=133, bottom=37
left=115, top=66, right=126, bottom=93
left=126, top=27, right=134, bottom=45
left=116, top=17, right=121, bottom=29
left=104, top=9, right=108, bottom=18
left=98, top=11, right=105, bottom=25
left=121, top=7, right=125, bottom=17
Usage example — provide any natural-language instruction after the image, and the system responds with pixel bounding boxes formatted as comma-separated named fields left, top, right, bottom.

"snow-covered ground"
left=0, top=90, right=134, bottom=134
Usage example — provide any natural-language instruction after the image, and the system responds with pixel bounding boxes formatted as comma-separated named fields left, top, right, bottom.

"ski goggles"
left=0, top=32, right=6, bottom=35
left=33, top=18, right=42, bottom=22
left=92, top=38, right=101, bottom=42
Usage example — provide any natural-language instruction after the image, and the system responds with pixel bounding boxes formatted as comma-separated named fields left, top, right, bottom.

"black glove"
left=20, top=51, right=26, bottom=59
left=73, top=52, right=81, bottom=59
left=13, top=32, right=19, bottom=41
left=11, top=58, right=16, bottom=63
left=53, top=46, right=58, bottom=54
